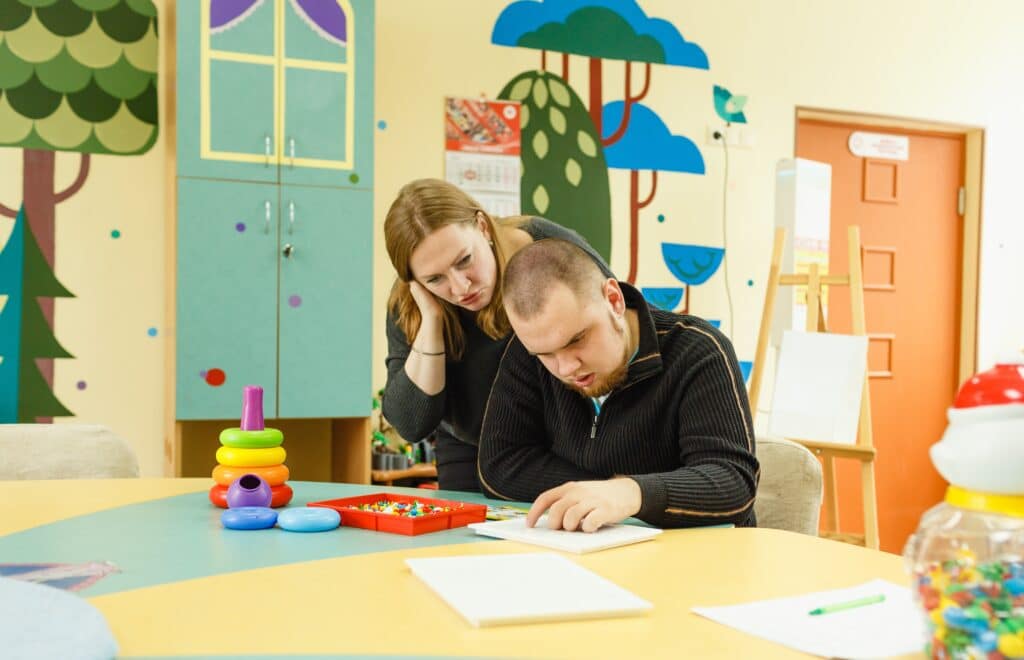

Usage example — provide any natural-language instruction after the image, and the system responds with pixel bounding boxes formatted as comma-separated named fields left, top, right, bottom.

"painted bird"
left=713, top=85, right=748, bottom=124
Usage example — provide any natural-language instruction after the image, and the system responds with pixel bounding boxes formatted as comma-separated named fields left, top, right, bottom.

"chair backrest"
left=754, top=435, right=822, bottom=535
left=0, top=424, right=140, bottom=480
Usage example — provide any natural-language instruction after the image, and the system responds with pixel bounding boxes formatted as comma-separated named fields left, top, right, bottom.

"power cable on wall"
left=713, top=128, right=735, bottom=339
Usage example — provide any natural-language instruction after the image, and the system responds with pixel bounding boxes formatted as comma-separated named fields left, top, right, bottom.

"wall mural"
left=0, top=0, right=159, bottom=422
left=492, top=0, right=752, bottom=380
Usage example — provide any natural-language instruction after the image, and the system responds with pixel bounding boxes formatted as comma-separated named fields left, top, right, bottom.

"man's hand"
left=525, top=478, right=642, bottom=532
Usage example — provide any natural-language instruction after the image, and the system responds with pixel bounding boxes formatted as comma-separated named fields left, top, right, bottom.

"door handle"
left=264, top=200, right=271, bottom=234
left=282, top=243, right=294, bottom=258
left=288, top=200, right=295, bottom=235
left=289, top=137, right=295, bottom=168
left=264, top=134, right=272, bottom=167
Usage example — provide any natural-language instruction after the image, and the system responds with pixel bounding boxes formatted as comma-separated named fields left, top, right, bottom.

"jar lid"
left=954, top=358, right=1024, bottom=408
left=945, top=485, right=1024, bottom=518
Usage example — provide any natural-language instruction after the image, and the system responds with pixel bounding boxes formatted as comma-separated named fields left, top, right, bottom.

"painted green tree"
left=0, top=206, right=74, bottom=421
left=0, top=0, right=158, bottom=419
left=499, top=71, right=612, bottom=261
left=492, top=0, right=709, bottom=266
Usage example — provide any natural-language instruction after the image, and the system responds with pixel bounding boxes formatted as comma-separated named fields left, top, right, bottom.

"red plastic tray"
left=307, top=493, right=487, bottom=536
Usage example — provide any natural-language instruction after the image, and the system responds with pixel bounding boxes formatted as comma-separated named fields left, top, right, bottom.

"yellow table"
left=0, top=478, right=918, bottom=659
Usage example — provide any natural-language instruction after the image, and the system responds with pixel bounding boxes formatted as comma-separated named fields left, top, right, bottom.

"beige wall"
left=2, top=1, right=1022, bottom=474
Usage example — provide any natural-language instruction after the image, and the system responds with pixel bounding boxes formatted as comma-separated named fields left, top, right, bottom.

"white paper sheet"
left=769, top=330, right=868, bottom=445
left=406, top=552, right=652, bottom=627
left=468, top=516, right=662, bottom=553
left=692, top=579, right=925, bottom=659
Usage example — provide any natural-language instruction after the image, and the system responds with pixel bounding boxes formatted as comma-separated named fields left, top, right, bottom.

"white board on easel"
left=768, top=330, right=868, bottom=445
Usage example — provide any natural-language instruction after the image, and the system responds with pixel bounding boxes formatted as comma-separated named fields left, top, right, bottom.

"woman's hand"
left=409, top=281, right=443, bottom=322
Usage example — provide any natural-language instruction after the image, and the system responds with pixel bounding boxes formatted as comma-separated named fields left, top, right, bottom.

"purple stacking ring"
left=226, top=474, right=273, bottom=508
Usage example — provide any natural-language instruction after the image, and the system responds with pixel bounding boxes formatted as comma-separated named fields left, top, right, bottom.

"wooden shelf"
left=371, top=463, right=437, bottom=485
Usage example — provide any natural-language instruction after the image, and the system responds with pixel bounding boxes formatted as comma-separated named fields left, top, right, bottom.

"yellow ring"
left=219, top=427, right=284, bottom=449
left=945, top=485, right=1024, bottom=518
left=216, top=446, right=286, bottom=467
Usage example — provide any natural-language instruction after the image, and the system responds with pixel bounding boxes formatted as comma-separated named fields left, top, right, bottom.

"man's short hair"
left=503, top=239, right=606, bottom=320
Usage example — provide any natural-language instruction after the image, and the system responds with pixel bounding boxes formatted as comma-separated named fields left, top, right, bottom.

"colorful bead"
left=915, top=557, right=1024, bottom=660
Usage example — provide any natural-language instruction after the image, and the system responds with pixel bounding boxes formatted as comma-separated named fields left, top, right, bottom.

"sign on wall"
left=444, top=97, right=521, bottom=217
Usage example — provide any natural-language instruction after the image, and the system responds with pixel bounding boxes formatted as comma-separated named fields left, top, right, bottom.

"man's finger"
left=526, top=483, right=571, bottom=527
left=580, top=506, right=610, bottom=533
left=562, top=500, right=598, bottom=532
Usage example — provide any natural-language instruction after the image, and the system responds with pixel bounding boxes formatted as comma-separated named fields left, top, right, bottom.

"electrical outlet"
left=706, top=125, right=743, bottom=148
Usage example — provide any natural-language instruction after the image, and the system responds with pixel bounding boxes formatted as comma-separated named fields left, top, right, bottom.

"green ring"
left=219, top=427, right=284, bottom=449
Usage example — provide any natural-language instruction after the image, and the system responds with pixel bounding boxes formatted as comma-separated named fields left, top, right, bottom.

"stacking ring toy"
left=215, top=445, right=286, bottom=467
left=209, top=483, right=293, bottom=508
left=212, top=464, right=289, bottom=487
left=278, top=507, right=341, bottom=532
left=226, top=474, right=272, bottom=508
left=219, top=427, right=284, bottom=449
left=221, top=506, right=277, bottom=530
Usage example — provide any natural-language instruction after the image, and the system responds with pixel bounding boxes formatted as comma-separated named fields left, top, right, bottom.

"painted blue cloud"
left=602, top=101, right=705, bottom=174
left=492, top=0, right=709, bottom=68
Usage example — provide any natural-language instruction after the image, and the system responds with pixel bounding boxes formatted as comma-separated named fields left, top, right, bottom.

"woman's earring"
left=488, top=239, right=494, bottom=246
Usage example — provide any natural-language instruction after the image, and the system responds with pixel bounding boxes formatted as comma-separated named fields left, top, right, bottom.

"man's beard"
left=567, top=357, right=630, bottom=398
left=565, top=311, right=631, bottom=398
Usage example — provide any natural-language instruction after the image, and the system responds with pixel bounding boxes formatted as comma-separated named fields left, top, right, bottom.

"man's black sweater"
left=478, top=283, right=759, bottom=529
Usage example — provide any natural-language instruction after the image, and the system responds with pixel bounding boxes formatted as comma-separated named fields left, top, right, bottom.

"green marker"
left=808, top=594, right=885, bottom=616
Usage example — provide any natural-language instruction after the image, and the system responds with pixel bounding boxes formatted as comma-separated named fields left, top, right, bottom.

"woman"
left=382, top=179, right=612, bottom=491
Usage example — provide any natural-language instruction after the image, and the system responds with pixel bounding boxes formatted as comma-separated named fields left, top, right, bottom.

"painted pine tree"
left=0, top=207, right=74, bottom=422
left=0, top=0, right=158, bottom=418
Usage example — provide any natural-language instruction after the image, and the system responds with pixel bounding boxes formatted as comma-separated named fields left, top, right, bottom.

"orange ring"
left=212, top=464, right=290, bottom=487
left=209, top=483, right=293, bottom=509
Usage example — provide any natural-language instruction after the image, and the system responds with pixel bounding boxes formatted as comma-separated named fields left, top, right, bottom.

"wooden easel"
left=748, top=226, right=880, bottom=550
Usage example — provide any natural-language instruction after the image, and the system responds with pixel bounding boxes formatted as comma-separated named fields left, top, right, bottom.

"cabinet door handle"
left=288, top=200, right=295, bottom=235
left=264, top=134, right=272, bottom=167
left=282, top=243, right=294, bottom=258
left=288, top=137, right=295, bottom=168
left=264, top=200, right=271, bottom=234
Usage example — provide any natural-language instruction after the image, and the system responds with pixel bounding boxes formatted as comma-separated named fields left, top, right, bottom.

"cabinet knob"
left=282, top=243, right=294, bottom=258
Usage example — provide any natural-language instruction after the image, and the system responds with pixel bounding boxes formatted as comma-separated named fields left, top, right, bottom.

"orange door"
left=796, top=119, right=963, bottom=553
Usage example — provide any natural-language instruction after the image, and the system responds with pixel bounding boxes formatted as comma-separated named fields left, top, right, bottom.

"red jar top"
left=954, top=361, right=1024, bottom=409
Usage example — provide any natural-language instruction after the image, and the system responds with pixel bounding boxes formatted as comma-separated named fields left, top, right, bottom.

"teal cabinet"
left=176, top=179, right=279, bottom=418
left=278, top=186, right=372, bottom=417
left=177, top=0, right=374, bottom=189
left=175, top=0, right=374, bottom=423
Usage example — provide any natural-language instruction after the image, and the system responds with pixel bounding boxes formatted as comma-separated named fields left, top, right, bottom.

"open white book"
left=406, top=552, right=653, bottom=627
left=468, top=516, right=662, bottom=553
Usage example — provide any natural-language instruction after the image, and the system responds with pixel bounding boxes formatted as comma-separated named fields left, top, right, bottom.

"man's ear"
left=603, top=278, right=626, bottom=315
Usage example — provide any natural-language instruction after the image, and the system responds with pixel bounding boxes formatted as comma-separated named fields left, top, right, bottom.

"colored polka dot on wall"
left=147, top=327, right=158, bottom=337
left=199, top=370, right=208, bottom=379
left=657, top=214, right=665, bottom=223
left=76, top=380, right=87, bottom=390
left=288, top=294, right=302, bottom=308
left=349, top=173, right=359, bottom=184
left=377, top=120, right=387, bottom=130
left=235, top=222, right=246, bottom=233
left=747, top=279, right=754, bottom=287
left=111, top=229, right=121, bottom=239
left=205, top=368, right=226, bottom=387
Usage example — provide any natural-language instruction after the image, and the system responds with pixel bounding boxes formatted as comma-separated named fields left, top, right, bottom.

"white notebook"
left=468, top=516, right=662, bottom=553
left=405, top=552, right=653, bottom=627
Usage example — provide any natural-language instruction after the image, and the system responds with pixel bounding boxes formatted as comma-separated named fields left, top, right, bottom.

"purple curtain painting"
left=210, top=0, right=265, bottom=33
left=209, top=0, right=347, bottom=45
left=290, top=0, right=347, bottom=45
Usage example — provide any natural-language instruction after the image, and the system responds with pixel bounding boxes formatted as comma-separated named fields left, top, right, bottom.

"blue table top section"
left=0, top=482, right=498, bottom=597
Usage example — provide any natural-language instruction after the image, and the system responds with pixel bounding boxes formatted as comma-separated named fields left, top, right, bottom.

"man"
left=478, top=239, right=759, bottom=531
